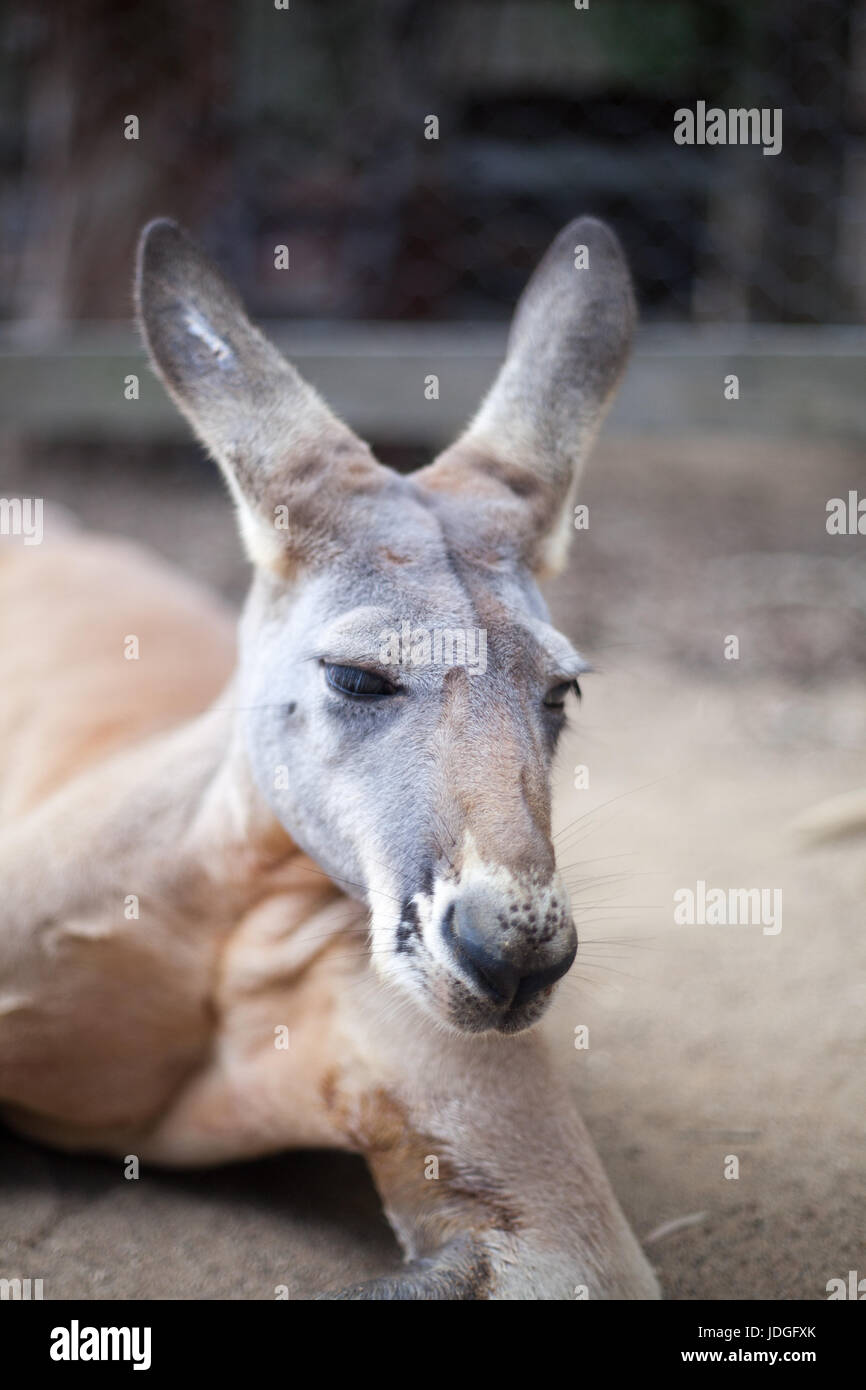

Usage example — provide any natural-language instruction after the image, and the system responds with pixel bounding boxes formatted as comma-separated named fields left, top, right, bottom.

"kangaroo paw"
left=318, top=1237, right=491, bottom=1300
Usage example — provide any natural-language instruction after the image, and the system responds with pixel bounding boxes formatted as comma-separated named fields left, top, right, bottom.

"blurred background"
left=2, top=0, right=865, bottom=325
left=0, top=0, right=864, bottom=507
left=1, top=0, right=864, bottom=1301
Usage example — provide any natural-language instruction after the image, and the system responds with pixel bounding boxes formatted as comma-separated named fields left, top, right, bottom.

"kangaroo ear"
left=135, top=219, right=385, bottom=574
left=415, top=217, right=635, bottom=577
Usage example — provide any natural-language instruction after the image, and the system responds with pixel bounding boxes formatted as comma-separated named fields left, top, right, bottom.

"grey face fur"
left=136, top=215, right=635, bottom=1035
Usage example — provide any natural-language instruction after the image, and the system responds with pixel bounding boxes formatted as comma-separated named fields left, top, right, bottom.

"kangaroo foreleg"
left=319, top=983, right=660, bottom=1301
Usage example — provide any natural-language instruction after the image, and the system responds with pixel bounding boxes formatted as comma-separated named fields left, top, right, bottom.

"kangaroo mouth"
left=434, top=963, right=564, bottom=1036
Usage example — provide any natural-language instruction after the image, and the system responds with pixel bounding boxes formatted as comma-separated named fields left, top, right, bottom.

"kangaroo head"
left=136, top=216, right=635, bottom=1036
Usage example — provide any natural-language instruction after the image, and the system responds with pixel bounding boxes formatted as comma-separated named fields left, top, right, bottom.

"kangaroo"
left=0, top=216, right=660, bottom=1300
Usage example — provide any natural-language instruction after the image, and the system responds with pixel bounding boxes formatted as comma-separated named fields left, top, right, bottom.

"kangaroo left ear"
left=135, top=219, right=387, bottom=575
left=415, top=217, right=635, bottom=577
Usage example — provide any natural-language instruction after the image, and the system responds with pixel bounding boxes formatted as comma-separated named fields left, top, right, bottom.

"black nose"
left=445, top=903, right=577, bottom=1010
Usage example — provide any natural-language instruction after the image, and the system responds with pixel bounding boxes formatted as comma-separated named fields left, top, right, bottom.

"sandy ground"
left=1, top=431, right=864, bottom=1299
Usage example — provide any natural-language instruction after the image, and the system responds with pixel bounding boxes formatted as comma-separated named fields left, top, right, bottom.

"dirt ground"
left=1, top=430, right=864, bottom=1299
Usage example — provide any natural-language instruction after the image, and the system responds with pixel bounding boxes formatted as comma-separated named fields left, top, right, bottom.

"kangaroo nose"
left=445, top=900, right=577, bottom=1009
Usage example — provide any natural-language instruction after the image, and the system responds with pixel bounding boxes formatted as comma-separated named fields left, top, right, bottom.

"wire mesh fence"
left=0, top=0, right=862, bottom=329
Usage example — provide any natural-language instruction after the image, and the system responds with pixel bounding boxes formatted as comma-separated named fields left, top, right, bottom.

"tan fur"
left=0, top=531, right=235, bottom=819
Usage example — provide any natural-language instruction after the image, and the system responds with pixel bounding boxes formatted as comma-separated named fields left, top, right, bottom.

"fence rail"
left=1, top=324, right=864, bottom=444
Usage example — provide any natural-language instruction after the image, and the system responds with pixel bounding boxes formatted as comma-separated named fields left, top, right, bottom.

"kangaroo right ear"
left=415, top=217, right=635, bottom=578
left=135, top=219, right=385, bottom=573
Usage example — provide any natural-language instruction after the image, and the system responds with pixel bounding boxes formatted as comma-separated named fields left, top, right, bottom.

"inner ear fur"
left=135, top=218, right=388, bottom=574
left=415, top=216, right=636, bottom=577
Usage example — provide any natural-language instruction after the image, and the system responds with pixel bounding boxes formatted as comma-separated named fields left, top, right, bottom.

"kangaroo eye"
left=325, top=663, right=398, bottom=699
left=544, top=679, right=581, bottom=709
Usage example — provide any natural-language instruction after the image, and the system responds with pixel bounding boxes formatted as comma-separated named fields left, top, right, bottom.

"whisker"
left=553, top=777, right=668, bottom=847
left=294, top=861, right=401, bottom=903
